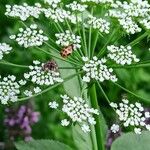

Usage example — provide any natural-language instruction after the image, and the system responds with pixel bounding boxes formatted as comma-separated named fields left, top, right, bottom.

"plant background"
left=0, top=0, right=150, bottom=150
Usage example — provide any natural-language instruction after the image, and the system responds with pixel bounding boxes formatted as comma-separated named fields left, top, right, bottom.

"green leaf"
left=15, top=140, right=73, bottom=150
left=52, top=51, right=81, bottom=97
left=72, top=125, right=93, bottom=150
left=111, top=131, right=150, bottom=150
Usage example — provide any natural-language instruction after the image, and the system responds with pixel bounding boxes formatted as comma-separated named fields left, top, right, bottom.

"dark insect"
left=60, top=44, right=73, bottom=58
left=42, top=60, right=58, bottom=71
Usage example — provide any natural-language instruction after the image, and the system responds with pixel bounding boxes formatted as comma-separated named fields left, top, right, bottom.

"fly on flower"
left=60, top=44, right=73, bottom=58
left=42, top=60, right=58, bottom=71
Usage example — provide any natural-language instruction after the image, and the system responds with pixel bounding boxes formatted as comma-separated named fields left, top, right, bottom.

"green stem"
left=97, top=27, right=119, bottom=57
left=89, top=84, right=105, bottom=150
left=0, top=61, right=28, bottom=68
left=127, top=31, right=148, bottom=46
left=112, top=81, right=150, bottom=104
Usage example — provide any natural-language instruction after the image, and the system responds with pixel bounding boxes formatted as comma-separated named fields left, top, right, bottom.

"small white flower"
left=111, top=124, right=120, bottom=133
left=0, top=43, right=12, bottom=60
left=24, top=90, right=32, bottom=97
left=33, top=87, right=41, bottom=93
left=66, top=1, right=88, bottom=12
left=134, top=128, right=142, bottom=134
left=81, top=124, right=91, bottom=133
left=49, top=101, right=59, bottom=109
left=61, top=119, right=70, bottom=126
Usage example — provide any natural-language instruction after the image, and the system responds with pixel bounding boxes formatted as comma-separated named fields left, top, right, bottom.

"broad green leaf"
left=52, top=51, right=81, bottom=97
left=111, top=131, right=150, bottom=150
left=72, top=125, right=93, bottom=150
left=15, top=140, right=73, bottom=150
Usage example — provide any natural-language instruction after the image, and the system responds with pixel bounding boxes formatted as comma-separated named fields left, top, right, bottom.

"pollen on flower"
left=107, top=45, right=140, bottom=65
left=55, top=30, right=81, bottom=50
left=110, top=99, right=150, bottom=134
left=24, top=60, right=63, bottom=86
left=82, top=56, right=117, bottom=83
left=5, top=3, right=42, bottom=21
left=0, top=43, right=12, bottom=60
left=10, top=24, right=48, bottom=48
left=49, top=94, right=99, bottom=133
left=0, top=75, right=21, bottom=104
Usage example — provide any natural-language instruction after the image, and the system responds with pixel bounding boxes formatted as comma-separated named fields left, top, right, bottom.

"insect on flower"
left=60, top=44, right=73, bottom=58
left=42, top=60, right=58, bottom=71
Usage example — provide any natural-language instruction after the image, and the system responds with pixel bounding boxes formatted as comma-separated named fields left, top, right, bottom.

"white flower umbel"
left=5, top=3, right=42, bottom=21
left=0, top=43, right=12, bottom=60
left=24, top=60, right=63, bottom=86
left=110, top=99, right=150, bottom=134
left=44, top=0, right=61, bottom=8
left=107, top=45, right=140, bottom=65
left=87, top=15, right=110, bottom=34
left=0, top=75, right=21, bottom=104
left=66, top=1, right=88, bottom=12
left=81, top=0, right=113, bottom=4
left=108, top=0, right=150, bottom=34
left=10, top=24, right=48, bottom=48
left=118, top=17, right=141, bottom=34
left=82, top=56, right=117, bottom=83
left=55, top=30, right=81, bottom=50
left=110, top=124, right=120, bottom=133
left=49, top=94, right=99, bottom=133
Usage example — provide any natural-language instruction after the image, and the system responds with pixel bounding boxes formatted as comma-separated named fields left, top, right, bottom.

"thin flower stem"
left=56, top=22, right=64, bottom=32
left=89, top=84, right=105, bottom=150
left=88, top=7, right=94, bottom=58
left=44, top=42, right=59, bottom=53
left=112, top=82, right=150, bottom=104
left=97, top=27, right=120, bottom=57
left=36, top=47, right=82, bottom=66
left=127, top=31, right=148, bottom=46
left=0, top=61, right=28, bottom=68
left=82, top=13, right=88, bottom=56
left=91, top=30, right=99, bottom=58
left=97, top=82, right=116, bottom=112
left=17, top=71, right=83, bottom=102
left=110, top=61, right=150, bottom=69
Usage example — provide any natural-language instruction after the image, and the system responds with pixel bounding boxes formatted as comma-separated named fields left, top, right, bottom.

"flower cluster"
left=110, top=124, right=120, bottom=133
left=49, top=94, right=99, bottom=133
left=107, top=45, right=140, bottom=65
left=44, top=0, right=61, bottom=8
left=81, top=0, right=113, bottom=4
left=24, top=87, right=41, bottom=97
left=108, top=0, right=150, bottom=34
left=24, top=60, right=63, bottom=86
left=0, top=75, right=23, bottom=104
left=10, top=24, right=48, bottom=48
left=110, top=99, right=150, bottom=134
left=5, top=3, right=42, bottom=21
left=82, top=56, right=117, bottom=83
left=66, top=1, right=88, bottom=12
left=87, top=15, right=110, bottom=34
left=4, top=104, right=40, bottom=141
left=55, top=30, right=81, bottom=50
left=0, top=43, right=12, bottom=60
